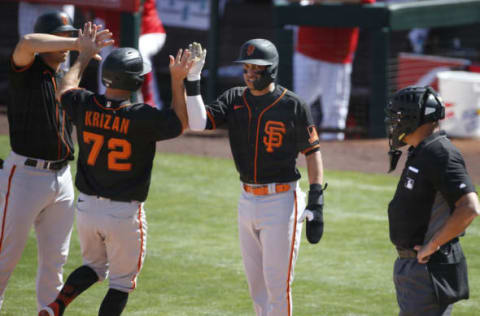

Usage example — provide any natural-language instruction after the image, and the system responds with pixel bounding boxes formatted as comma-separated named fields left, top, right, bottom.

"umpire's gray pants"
left=394, top=258, right=453, bottom=316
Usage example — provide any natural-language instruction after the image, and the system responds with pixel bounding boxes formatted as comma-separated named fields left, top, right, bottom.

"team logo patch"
left=263, top=121, right=286, bottom=153
left=60, top=13, right=68, bottom=25
left=307, top=125, right=319, bottom=144
left=246, top=44, right=255, bottom=56
left=405, top=177, right=415, bottom=190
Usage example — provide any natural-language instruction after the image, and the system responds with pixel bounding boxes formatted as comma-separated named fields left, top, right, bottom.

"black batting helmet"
left=235, top=39, right=279, bottom=90
left=34, top=11, right=77, bottom=35
left=385, top=85, right=445, bottom=150
left=101, top=47, right=152, bottom=92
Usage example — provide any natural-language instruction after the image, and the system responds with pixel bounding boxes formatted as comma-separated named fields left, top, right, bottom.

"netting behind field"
left=353, top=26, right=480, bottom=139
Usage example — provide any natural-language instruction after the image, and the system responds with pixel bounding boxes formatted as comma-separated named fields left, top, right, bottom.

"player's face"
left=243, top=63, right=266, bottom=90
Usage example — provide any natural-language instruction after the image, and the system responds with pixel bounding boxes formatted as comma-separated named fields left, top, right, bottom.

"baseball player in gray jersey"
left=171, top=40, right=327, bottom=316
left=39, top=22, right=189, bottom=316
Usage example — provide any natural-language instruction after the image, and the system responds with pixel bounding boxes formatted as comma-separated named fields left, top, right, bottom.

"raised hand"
left=77, top=22, right=114, bottom=61
left=187, top=42, right=207, bottom=81
left=169, top=48, right=193, bottom=82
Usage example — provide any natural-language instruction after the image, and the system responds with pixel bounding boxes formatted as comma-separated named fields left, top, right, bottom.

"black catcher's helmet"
left=385, top=85, right=445, bottom=172
left=34, top=11, right=77, bottom=35
left=101, top=47, right=152, bottom=92
left=235, top=39, right=279, bottom=90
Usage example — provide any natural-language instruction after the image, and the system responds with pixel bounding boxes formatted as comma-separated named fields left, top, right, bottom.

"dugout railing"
left=272, top=0, right=480, bottom=138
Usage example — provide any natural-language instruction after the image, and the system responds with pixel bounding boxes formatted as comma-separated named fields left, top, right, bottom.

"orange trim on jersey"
left=60, top=110, right=71, bottom=160
left=206, top=110, right=216, bottom=130
left=46, top=70, right=69, bottom=160
left=93, top=96, right=131, bottom=111
left=131, top=204, right=145, bottom=290
left=253, top=88, right=287, bottom=183
left=241, top=90, right=252, bottom=124
left=10, top=56, right=35, bottom=72
left=301, top=144, right=321, bottom=155
left=286, top=191, right=298, bottom=316
left=54, top=78, right=61, bottom=160
left=0, top=165, right=17, bottom=254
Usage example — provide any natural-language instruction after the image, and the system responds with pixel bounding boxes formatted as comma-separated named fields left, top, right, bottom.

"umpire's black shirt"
left=7, top=55, right=74, bottom=161
left=388, top=131, right=475, bottom=250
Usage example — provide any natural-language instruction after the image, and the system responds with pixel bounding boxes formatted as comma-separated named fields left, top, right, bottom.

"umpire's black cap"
left=34, top=11, right=77, bottom=35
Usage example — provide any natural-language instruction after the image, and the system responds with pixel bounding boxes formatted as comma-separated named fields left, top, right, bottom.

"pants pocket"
left=427, top=242, right=469, bottom=305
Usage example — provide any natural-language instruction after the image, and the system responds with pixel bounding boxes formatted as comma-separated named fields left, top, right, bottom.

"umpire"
left=385, top=86, right=480, bottom=315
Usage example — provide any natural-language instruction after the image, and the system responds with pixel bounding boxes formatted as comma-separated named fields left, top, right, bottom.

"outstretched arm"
left=57, top=22, right=113, bottom=99
left=169, top=42, right=208, bottom=131
left=169, top=48, right=193, bottom=130
left=13, top=33, right=78, bottom=68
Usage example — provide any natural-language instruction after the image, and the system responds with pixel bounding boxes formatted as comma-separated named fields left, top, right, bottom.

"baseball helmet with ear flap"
left=385, top=85, right=445, bottom=172
left=101, top=47, right=152, bottom=92
left=234, top=38, right=279, bottom=90
left=34, top=11, right=77, bottom=36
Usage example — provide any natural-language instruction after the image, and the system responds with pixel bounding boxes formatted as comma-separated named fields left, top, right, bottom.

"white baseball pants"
left=238, top=182, right=305, bottom=316
left=293, top=51, right=352, bottom=141
left=0, top=151, right=74, bottom=311
left=76, top=193, right=147, bottom=293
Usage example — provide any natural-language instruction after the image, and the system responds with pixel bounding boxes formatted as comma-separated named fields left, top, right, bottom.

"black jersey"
left=61, top=89, right=183, bottom=202
left=388, top=131, right=476, bottom=249
left=7, top=55, right=74, bottom=161
left=205, top=85, right=320, bottom=184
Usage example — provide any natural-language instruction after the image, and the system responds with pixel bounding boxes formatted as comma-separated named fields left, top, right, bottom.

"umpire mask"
left=385, top=86, right=445, bottom=172
left=235, top=39, right=279, bottom=90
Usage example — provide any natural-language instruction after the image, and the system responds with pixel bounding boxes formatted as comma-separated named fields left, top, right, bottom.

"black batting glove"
left=305, top=183, right=327, bottom=244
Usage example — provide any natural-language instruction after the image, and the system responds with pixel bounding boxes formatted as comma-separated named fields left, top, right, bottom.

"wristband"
left=185, top=80, right=201, bottom=96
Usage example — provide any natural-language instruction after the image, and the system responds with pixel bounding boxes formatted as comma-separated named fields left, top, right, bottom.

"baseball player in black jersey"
left=385, top=86, right=479, bottom=315
left=39, top=23, right=189, bottom=316
left=171, top=40, right=327, bottom=316
left=0, top=11, right=111, bottom=313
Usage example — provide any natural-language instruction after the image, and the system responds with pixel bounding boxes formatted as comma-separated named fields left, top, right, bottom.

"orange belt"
left=243, top=183, right=291, bottom=196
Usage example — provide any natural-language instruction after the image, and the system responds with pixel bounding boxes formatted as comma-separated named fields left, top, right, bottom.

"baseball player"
left=291, top=0, right=375, bottom=140
left=170, top=40, right=327, bottom=316
left=39, top=22, right=189, bottom=316
left=385, top=86, right=479, bottom=315
left=0, top=11, right=103, bottom=312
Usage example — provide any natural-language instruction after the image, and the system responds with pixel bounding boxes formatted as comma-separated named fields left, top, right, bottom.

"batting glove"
left=304, top=183, right=327, bottom=244
left=187, top=42, right=207, bottom=81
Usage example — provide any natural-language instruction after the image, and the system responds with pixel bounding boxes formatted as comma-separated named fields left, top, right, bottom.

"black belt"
left=24, top=158, right=68, bottom=171
left=397, top=249, right=417, bottom=259
left=396, top=238, right=460, bottom=259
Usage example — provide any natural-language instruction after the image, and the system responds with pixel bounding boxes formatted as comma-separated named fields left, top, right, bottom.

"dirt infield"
left=156, top=129, right=480, bottom=184
left=1, top=112, right=479, bottom=184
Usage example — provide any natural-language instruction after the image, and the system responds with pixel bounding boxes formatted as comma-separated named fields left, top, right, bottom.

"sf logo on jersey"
left=263, top=121, right=286, bottom=153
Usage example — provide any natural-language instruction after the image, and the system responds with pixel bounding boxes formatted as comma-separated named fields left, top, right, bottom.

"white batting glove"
left=298, top=209, right=314, bottom=223
left=187, top=42, right=207, bottom=81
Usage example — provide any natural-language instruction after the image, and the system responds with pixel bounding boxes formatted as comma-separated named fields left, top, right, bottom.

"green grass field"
left=0, top=134, right=479, bottom=315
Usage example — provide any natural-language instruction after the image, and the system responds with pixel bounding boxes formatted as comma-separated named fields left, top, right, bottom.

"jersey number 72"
left=83, top=131, right=132, bottom=172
